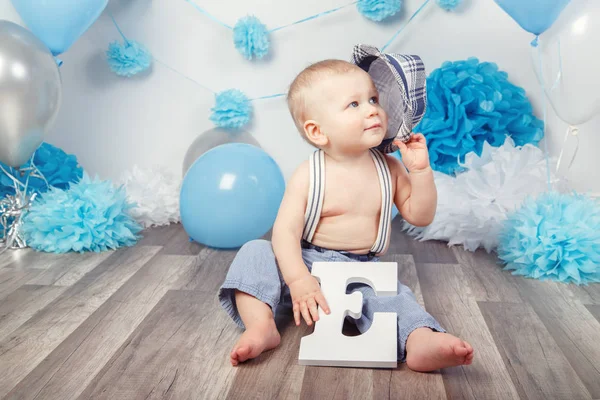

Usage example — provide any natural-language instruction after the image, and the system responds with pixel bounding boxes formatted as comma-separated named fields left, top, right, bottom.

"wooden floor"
left=1, top=220, right=599, bottom=400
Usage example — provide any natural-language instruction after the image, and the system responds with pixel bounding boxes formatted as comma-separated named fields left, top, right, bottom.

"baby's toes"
left=464, top=341, right=473, bottom=353
left=453, top=342, right=469, bottom=357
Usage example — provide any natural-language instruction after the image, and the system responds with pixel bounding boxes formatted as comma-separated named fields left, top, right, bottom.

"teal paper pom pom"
left=357, top=0, right=402, bottom=22
left=22, top=175, right=142, bottom=253
left=436, top=0, right=462, bottom=11
left=415, top=58, right=544, bottom=175
left=233, top=16, right=270, bottom=60
left=498, top=192, right=600, bottom=285
left=106, top=40, right=152, bottom=77
left=0, top=143, right=82, bottom=200
left=210, top=89, right=252, bottom=129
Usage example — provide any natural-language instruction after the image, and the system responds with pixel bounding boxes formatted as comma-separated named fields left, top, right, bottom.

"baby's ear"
left=304, top=120, right=328, bottom=147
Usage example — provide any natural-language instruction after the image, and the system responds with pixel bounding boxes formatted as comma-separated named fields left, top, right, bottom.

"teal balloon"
left=11, top=0, right=109, bottom=56
left=493, top=0, right=570, bottom=35
left=180, top=143, right=285, bottom=249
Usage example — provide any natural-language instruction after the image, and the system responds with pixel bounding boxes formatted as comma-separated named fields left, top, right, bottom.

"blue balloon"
left=11, top=0, right=109, bottom=56
left=180, top=143, right=285, bottom=249
left=494, top=0, right=570, bottom=35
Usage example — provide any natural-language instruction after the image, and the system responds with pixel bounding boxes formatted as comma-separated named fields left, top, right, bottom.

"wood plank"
left=180, top=248, right=238, bottom=292
left=0, top=245, right=161, bottom=398
left=300, top=365, right=374, bottom=400
left=227, top=320, right=310, bottom=400
left=0, top=249, right=73, bottom=270
left=27, top=252, right=114, bottom=287
left=0, top=285, right=66, bottom=342
left=416, top=263, right=520, bottom=400
left=0, top=268, right=41, bottom=302
left=136, top=224, right=180, bottom=247
left=514, top=278, right=600, bottom=398
left=138, top=223, right=206, bottom=255
left=373, top=366, right=447, bottom=400
left=372, top=254, right=447, bottom=400
left=0, top=248, right=34, bottom=269
left=77, top=290, right=239, bottom=400
left=586, top=305, right=600, bottom=324
left=387, top=219, right=457, bottom=264
left=479, top=301, right=591, bottom=400
left=157, top=223, right=204, bottom=255
left=567, top=284, right=600, bottom=306
left=5, top=254, right=202, bottom=400
left=452, top=248, right=523, bottom=303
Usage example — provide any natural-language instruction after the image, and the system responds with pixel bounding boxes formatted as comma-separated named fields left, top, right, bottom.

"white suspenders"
left=301, top=149, right=393, bottom=255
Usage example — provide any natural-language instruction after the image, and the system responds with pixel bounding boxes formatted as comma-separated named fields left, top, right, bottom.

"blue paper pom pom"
left=233, top=16, right=270, bottom=60
left=357, top=0, right=402, bottom=21
left=210, top=89, right=252, bottom=129
left=436, top=0, right=461, bottom=11
left=106, top=40, right=152, bottom=77
left=415, top=57, right=544, bottom=175
left=0, top=143, right=83, bottom=201
left=21, top=175, right=142, bottom=253
left=498, top=192, right=600, bottom=285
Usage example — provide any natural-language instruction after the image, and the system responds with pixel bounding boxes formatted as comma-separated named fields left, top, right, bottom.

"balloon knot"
left=530, top=35, right=539, bottom=47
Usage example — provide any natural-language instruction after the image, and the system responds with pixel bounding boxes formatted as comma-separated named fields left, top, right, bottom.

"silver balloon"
left=182, top=128, right=261, bottom=176
left=0, top=20, right=62, bottom=167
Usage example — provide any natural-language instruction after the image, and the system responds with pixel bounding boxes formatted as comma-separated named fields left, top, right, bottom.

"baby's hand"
left=394, top=133, right=431, bottom=172
left=288, top=274, right=330, bottom=326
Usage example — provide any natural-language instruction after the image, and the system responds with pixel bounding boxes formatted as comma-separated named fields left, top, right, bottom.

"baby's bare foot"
left=406, top=328, right=474, bottom=372
left=230, top=318, right=281, bottom=366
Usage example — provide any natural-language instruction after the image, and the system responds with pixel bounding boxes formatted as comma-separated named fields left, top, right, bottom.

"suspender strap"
left=302, top=149, right=325, bottom=242
left=369, top=149, right=393, bottom=254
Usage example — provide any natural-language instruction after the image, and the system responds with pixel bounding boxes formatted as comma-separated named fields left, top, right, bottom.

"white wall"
left=1, top=0, right=598, bottom=194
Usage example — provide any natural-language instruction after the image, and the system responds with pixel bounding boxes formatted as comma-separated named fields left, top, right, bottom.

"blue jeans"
left=218, top=239, right=445, bottom=362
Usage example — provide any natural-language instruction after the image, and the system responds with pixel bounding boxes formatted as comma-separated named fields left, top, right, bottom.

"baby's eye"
left=370, top=96, right=379, bottom=104
left=348, top=101, right=359, bottom=108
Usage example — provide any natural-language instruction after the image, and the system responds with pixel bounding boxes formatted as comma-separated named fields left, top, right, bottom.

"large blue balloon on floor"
left=180, top=143, right=285, bottom=249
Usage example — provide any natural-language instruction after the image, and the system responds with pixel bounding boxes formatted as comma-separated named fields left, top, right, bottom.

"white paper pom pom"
left=403, top=137, right=556, bottom=252
left=120, top=165, right=181, bottom=228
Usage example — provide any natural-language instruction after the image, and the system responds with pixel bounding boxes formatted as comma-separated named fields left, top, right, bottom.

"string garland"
left=107, top=0, right=434, bottom=129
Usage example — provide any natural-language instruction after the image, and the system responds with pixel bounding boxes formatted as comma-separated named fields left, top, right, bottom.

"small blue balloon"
left=11, top=0, right=109, bottom=56
left=493, top=0, right=570, bottom=36
left=180, top=143, right=285, bottom=249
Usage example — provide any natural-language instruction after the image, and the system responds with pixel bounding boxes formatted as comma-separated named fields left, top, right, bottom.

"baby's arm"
left=272, top=161, right=330, bottom=326
left=387, top=155, right=437, bottom=227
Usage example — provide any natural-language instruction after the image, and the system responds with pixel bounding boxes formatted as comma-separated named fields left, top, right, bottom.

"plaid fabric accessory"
left=351, top=44, right=427, bottom=153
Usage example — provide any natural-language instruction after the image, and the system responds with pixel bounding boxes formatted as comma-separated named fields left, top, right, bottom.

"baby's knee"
left=236, top=239, right=275, bottom=262
left=239, top=239, right=272, bottom=254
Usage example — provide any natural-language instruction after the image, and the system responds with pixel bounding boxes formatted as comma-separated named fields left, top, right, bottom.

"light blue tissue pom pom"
left=233, top=16, right=270, bottom=60
left=415, top=57, right=544, bottom=176
left=21, top=175, right=142, bottom=253
left=498, top=192, right=600, bottom=285
left=0, top=142, right=82, bottom=201
left=357, top=0, right=402, bottom=21
left=210, top=89, right=252, bottom=129
left=106, top=40, right=152, bottom=77
left=436, top=0, right=461, bottom=11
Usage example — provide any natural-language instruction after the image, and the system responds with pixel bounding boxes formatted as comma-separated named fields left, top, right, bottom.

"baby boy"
left=218, top=59, right=474, bottom=372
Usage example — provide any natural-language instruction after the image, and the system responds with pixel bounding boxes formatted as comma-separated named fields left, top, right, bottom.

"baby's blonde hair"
left=287, top=59, right=363, bottom=142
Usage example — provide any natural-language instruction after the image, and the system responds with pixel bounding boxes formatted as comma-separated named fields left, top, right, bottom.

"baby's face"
left=307, top=69, right=388, bottom=154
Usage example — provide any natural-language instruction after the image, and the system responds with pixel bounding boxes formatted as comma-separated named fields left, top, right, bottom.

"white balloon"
left=533, top=0, right=600, bottom=126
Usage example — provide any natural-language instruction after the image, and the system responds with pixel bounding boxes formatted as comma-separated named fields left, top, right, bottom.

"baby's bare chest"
left=320, top=166, right=387, bottom=218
